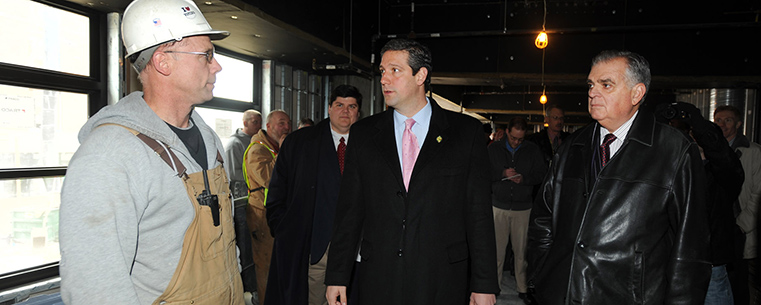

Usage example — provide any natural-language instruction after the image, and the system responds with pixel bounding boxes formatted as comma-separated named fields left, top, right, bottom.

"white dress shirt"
left=598, top=110, right=639, bottom=158
left=393, top=98, right=433, bottom=168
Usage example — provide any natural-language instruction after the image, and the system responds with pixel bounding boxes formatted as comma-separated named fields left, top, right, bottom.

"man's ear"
left=415, top=67, right=428, bottom=87
left=631, top=83, right=646, bottom=105
left=151, top=51, right=172, bottom=76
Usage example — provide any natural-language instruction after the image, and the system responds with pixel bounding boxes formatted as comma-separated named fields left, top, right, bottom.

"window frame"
left=200, top=46, right=263, bottom=113
left=0, top=0, right=105, bottom=291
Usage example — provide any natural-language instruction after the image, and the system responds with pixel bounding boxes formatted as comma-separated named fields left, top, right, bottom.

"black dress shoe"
left=518, top=292, right=535, bottom=305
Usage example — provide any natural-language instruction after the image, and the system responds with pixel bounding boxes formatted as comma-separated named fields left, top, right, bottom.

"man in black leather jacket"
left=527, top=51, right=711, bottom=304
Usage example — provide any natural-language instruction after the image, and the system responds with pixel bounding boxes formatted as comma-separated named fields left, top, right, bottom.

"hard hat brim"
left=200, top=30, right=231, bottom=42
left=124, top=30, right=230, bottom=59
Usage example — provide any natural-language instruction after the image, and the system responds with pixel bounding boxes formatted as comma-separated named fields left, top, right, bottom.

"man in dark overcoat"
left=325, top=39, right=499, bottom=305
left=265, top=85, right=362, bottom=305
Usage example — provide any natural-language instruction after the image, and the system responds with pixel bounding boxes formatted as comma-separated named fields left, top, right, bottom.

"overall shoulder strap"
left=216, top=151, right=224, bottom=165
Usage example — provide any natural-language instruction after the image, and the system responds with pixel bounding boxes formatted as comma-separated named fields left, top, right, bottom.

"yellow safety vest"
left=242, top=140, right=277, bottom=206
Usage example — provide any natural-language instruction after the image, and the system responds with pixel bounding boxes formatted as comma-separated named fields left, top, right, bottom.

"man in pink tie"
left=265, top=85, right=362, bottom=305
left=326, top=39, right=499, bottom=305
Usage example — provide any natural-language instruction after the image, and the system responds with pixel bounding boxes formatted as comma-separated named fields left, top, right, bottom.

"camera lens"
left=678, top=110, right=690, bottom=119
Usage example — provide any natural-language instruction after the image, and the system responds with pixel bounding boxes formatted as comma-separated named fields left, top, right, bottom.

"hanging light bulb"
left=535, top=31, right=548, bottom=49
left=535, top=0, right=548, bottom=49
left=540, top=86, right=547, bottom=104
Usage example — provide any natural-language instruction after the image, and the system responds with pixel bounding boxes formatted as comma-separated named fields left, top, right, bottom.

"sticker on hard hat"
left=153, top=18, right=162, bottom=27
left=181, top=6, right=197, bottom=19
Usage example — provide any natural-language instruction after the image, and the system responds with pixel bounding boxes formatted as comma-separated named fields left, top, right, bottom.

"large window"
left=0, top=177, right=64, bottom=276
left=0, top=0, right=101, bottom=291
left=0, top=0, right=90, bottom=76
left=195, top=107, right=247, bottom=145
left=198, top=50, right=262, bottom=123
left=0, top=85, right=87, bottom=276
left=196, top=51, right=262, bottom=144
left=214, top=53, right=255, bottom=103
left=0, top=85, right=88, bottom=169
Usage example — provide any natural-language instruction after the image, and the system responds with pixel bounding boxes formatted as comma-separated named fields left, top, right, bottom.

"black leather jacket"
left=528, top=112, right=711, bottom=304
left=526, top=128, right=571, bottom=165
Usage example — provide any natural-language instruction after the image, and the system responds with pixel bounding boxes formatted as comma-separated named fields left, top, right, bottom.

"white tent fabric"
left=431, top=92, right=490, bottom=123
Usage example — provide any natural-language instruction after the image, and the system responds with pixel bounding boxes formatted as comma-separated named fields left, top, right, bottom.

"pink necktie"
left=402, top=118, right=419, bottom=190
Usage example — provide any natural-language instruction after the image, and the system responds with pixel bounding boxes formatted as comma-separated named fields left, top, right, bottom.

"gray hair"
left=591, top=50, right=651, bottom=99
left=266, top=109, right=288, bottom=124
left=243, top=109, right=262, bottom=122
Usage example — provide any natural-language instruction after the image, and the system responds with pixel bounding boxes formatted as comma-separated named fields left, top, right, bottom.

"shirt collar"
left=330, top=126, right=348, bottom=150
left=393, top=97, right=432, bottom=129
left=505, top=141, right=521, bottom=153
left=599, top=110, right=638, bottom=144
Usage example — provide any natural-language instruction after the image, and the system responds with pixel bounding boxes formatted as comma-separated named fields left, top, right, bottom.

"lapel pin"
left=436, top=136, right=442, bottom=143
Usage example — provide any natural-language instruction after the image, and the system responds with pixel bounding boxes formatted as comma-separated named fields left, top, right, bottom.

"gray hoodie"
left=59, top=92, right=229, bottom=304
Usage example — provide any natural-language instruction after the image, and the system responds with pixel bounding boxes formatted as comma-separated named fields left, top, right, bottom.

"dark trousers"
left=234, top=197, right=257, bottom=292
left=728, top=258, right=749, bottom=305
left=348, top=262, right=360, bottom=305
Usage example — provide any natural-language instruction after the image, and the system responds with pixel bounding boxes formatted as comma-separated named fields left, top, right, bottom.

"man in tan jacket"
left=244, top=110, right=291, bottom=304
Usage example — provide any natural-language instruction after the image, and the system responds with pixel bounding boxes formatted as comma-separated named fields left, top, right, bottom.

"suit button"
left=398, top=249, right=403, bottom=257
left=577, top=241, right=585, bottom=249
left=396, top=191, right=404, bottom=197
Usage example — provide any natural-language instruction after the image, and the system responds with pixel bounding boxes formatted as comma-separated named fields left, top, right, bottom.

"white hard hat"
left=121, top=0, right=229, bottom=71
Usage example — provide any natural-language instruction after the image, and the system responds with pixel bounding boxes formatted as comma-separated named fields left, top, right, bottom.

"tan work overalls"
left=117, top=125, right=244, bottom=305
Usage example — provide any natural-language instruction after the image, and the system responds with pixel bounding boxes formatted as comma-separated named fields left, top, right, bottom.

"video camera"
left=656, top=102, right=692, bottom=121
left=653, top=101, right=707, bottom=136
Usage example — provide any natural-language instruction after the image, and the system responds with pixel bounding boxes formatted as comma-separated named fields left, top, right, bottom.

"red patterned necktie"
left=600, top=133, right=617, bottom=167
left=337, top=137, right=346, bottom=175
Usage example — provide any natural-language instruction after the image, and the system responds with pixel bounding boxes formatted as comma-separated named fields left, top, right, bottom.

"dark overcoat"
left=265, top=119, right=342, bottom=305
left=325, top=99, right=500, bottom=305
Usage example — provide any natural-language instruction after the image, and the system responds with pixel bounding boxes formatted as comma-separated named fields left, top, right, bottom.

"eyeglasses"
left=163, top=49, right=214, bottom=63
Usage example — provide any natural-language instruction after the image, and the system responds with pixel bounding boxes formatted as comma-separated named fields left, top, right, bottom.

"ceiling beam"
left=465, top=108, right=589, bottom=116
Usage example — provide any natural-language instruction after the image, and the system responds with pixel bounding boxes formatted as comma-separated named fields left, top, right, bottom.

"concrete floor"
left=497, top=272, right=528, bottom=305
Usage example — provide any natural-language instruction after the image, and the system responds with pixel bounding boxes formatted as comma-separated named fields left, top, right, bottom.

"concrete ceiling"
left=61, top=0, right=761, bottom=124
left=63, top=0, right=368, bottom=72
